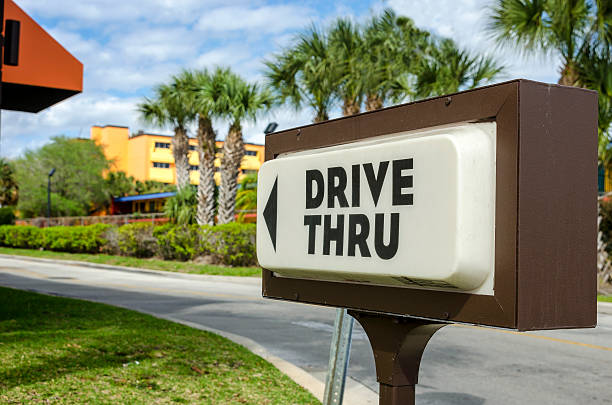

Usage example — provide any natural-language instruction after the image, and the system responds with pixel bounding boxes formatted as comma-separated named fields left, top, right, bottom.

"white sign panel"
left=257, top=123, right=496, bottom=295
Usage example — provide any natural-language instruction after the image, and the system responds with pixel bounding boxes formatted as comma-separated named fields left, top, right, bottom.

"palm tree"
left=577, top=46, right=612, bottom=161
left=488, top=0, right=610, bottom=86
left=264, top=25, right=341, bottom=123
left=412, top=38, right=504, bottom=99
left=176, top=68, right=233, bottom=225
left=138, top=80, right=194, bottom=191
left=329, top=18, right=364, bottom=116
left=164, top=186, right=197, bottom=225
left=360, top=9, right=431, bottom=111
left=218, top=75, right=274, bottom=224
left=235, top=173, right=258, bottom=222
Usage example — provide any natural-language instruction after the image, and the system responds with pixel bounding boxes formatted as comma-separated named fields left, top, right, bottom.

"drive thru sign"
left=258, top=123, right=496, bottom=293
left=258, top=80, right=597, bottom=332
left=257, top=80, right=598, bottom=405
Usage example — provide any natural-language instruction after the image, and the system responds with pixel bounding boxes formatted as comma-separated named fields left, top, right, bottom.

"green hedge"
left=0, top=224, right=111, bottom=253
left=201, top=223, right=256, bottom=266
left=154, top=224, right=200, bottom=261
left=0, top=223, right=257, bottom=266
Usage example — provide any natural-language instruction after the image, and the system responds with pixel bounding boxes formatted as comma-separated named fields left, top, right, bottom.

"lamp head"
left=264, top=122, right=278, bottom=135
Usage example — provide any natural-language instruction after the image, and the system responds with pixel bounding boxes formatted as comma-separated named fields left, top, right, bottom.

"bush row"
left=0, top=222, right=257, bottom=266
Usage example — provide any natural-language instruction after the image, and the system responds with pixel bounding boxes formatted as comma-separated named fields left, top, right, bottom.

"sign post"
left=257, top=80, right=598, bottom=404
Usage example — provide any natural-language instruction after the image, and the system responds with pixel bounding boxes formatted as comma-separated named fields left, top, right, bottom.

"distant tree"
left=235, top=173, right=257, bottom=222
left=264, top=25, right=341, bottom=123
left=576, top=46, right=612, bottom=163
left=134, top=180, right=176, bottom=195
left=175, top=67, right=233, bottom=226
left=412, top=38, right=504, bottom=99
left=164, top=186, right=197, bottom=225
left=488, top=0, right=611, bottom=158
left=14, top=136, right=109, bottom=217
left=105, top=171, right=136, bottom=198
left=0, top=158, right=18, bottom=206
left=328, top=18, right=364, bottom=116
left=218, top=74, right=273, bottom=224
left=360, top=9, right=431, bottom=110
left=489, top=0, right=610, bottom=87
left=138, top=80, right=195, bottom=191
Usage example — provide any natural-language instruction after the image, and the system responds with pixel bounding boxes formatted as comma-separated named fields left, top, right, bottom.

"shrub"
left=164, top=187, right=197, bottom=225
left=39, top=223, right=113, bottom=253
left=201, top=223, right=257, bottom=266
left=0, top=222, right=258, bottom=267
left=0, top=225, right=41, bottom=248
left=154, top=224, right=199, bottom=261
left=0, top=207, right=15, bottom=225
left=117, top=222, right=157, bottom=258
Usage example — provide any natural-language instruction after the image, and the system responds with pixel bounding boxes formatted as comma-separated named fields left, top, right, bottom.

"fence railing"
left=16, top=213, right=169, bottom=228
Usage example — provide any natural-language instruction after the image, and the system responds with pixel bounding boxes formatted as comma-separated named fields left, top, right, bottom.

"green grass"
left=0, top=287, right=319, bottom=404
left=0, top=247, right=261, bottom=277
left=598, top=295, right=612, bottom=303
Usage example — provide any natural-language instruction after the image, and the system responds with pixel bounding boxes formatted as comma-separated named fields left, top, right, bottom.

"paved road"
left=1, top=256, right=611, bottom=404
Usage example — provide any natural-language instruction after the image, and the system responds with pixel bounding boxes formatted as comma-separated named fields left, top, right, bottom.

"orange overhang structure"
left=2, top=0, right=83, bottom=112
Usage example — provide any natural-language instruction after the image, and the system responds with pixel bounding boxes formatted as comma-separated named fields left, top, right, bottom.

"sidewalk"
left=599, top=302, right=612, bottom=315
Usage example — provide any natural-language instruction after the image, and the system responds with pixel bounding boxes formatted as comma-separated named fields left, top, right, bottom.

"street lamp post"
left=47, top=168, right=55, bottom=226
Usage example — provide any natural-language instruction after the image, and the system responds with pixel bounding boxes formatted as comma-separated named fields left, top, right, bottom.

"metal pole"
left=349, top=311, right=446, bottom=405
left=323, top=308, right=354, bottom=405
left=47, top=175, right=51, bottom=226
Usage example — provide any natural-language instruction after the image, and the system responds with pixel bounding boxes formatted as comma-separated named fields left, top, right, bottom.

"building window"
left=155, top=142, right=170, bottom=149
left=189, top=145, right=196, bottom=151
left=190, top=165, right=199, bottom=171
left=153, top=162, right=170, bottom=168
left=244, top=150, right=257, bottom=156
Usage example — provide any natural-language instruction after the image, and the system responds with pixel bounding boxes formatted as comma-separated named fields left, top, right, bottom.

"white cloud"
left=192, top=45, right=253, bottom=69
left=16, top=0, right=240, bottom=26
left=1, top=0, right=566, bottom=159
left=196, top=5, right=314, bottom=33
left=1, top=94, right=142, bottom=157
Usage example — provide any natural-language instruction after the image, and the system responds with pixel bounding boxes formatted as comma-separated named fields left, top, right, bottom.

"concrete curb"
left=598, top=302, right=612, bottom=315
left=0, top=254, right=260, bottom=285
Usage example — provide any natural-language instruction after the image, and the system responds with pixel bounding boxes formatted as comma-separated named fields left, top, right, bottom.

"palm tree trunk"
left=218, top=123, right=245, bottom=224
left=558, top=60, right=580, bottom=87
left=365, top=94, right=383, bottom=111
left=172, top=127, right=190, bottom=191
left=196, top=115, right=217, bottom=226
left=342, top=98, right=360, bottom=116
left=314, top=111, right=330, bottom=123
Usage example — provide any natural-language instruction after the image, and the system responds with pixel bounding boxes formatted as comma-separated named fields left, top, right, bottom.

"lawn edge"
left=0, top=253, right=260, bottom=285
left=0, top=285, right=324, bottom=403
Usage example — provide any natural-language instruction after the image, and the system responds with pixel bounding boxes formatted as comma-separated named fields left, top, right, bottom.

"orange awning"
left=2, top=0, right=83, bottom=112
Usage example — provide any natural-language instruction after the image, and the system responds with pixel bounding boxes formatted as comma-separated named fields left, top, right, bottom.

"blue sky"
left=2, top=0, right=560, bottom=158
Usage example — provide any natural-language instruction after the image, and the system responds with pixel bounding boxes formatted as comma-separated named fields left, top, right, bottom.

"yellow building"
left=91, top=125, right=265, bottom=185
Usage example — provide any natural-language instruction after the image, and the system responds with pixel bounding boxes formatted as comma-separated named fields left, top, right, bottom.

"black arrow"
left=263, top=176, right=278, bottom=251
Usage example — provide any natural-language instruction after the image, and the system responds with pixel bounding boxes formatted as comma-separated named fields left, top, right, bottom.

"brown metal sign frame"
left=262, top=79, right=597, bottom=331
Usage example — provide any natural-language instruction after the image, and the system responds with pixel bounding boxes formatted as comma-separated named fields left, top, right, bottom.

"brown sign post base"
left=349, top=311, right=446, bottom=405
